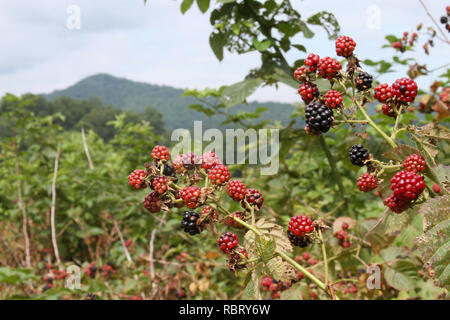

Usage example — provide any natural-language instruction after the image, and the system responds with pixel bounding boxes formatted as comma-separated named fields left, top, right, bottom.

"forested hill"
left=46, top=73, right=297, bottom=129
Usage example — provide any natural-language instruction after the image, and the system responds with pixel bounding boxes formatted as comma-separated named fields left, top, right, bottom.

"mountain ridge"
left=46, top=73, right=298, bottom=129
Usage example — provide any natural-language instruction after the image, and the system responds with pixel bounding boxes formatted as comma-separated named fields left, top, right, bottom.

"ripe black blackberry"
left=180, top=211, right=201, bottom=235
left=355, top=72, right=373, bottom=91
left=305, top=101, right=334, bottom=133
left=349, top=144, right=369, bottom=167
left=287, top=231, right=311, bottom=248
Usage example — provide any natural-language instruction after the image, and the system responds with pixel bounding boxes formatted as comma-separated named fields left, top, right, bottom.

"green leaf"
left=384, top=260, right=418, bottom=291
left=187, top=104, right=216, bottom=117
left=385, top=35, right=399, bottom=44
left=209, top=32, right=227, bottom=61
left=292, top=44, right=306, bottom=52
left=180, top=0, right=194, bottom=14
left=255, top=237, right=276, bottom=263
left=252, top=38, right=272, bottom=52
left=196, top=0, right=210, bottom=13
left=221, top=78, right=263, bottom=108
left=416, top=195, right=450, bottom=289
left=307, top=11, right=340, bottom=39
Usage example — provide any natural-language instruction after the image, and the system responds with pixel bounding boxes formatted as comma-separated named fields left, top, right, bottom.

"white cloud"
left=0, top=0, right=448, bottom=103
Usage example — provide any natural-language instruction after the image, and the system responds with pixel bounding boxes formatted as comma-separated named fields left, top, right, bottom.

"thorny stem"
left=355, top=100, right=398, bottom=148
left=318, top=229, right=329, bottom=288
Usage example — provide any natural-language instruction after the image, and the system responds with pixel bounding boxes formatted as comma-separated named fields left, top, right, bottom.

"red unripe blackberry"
left=391, top=77, right=418, bottom=103
left=384, top=193, right=408, bottom=214
left=182, top=152, right=201, bottom=170
left=294, top=66, right=310, bottom=80
left=304, top=53, right=320, bottom=72
left=287, top=231, right=312, bottom=247
left=302, top=252, right=311, bottom=260
left=336, top=230, right=347, bottom=240
left=355, top=72, right=373, bottom=91
left=242, top=188, right=264, bottom=210
left=288, top=215, right=314, bottom=237
left=357, top=173, right=377, bottom=192
left=180, top=185, right=201, bottom=209
left=342, top=241, right=351, bottom=248
left=172, top=154, right=186, bottom=173
left=224, top=211, right=246, bottom=229
left=269, top=283, right=278, bottom=292
left=128, top=169, right=147, bottom=189
left=262, top=276, right=273, bottom=288
left=151, top=176, right=169, bottom=194
left=432, top=183, right=443, bottom=195
left=218, top=231, right=239, bottom=253
left=201, top=205, right=215, bottom=216
left=323, top=90, right=343, bottom=109
left=227, top=180, right=247, bottom=201
left=317, top=57, right=342, bottom=79
left=181, top=211, right=201, bottom=235
left=208, top=164, right=230, bottom=185
left=143, top=191, right=161, bottom=213
left=392, top=41, right=403, bottom=49
left=297, top=271, right=304, bottom=281
left=373, top=83, right=393, bottom=103
left=201, top=151, right=222, bottom=170
left=305, top=101, right=334, bottom=133
left=403, top=153, right=426, bottom=172
left=229, top=248, right=248, bottom=261
left=390, top=169, right=425, bottom=201
left=342, top=222, right=349, bottom=230
left=381, top=104, right=396, bottom=117
left=335, top=35, right=356, bottom=57
left=349, top=144, right=369, bottom=167
left=298, top=81, right=319, bottom=103
left=151, top=145, right=170, bottom=162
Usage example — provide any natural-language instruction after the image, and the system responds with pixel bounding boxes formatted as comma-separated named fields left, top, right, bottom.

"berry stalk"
left=355, top=100, right=398, bottom=148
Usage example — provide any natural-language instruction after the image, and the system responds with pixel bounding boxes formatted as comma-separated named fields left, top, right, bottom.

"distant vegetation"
left=46, top=73, right=298, bottom=129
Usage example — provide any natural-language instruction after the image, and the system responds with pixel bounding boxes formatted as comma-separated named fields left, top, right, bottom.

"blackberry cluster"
left=224, top=211, right=246, bottom=229
left=384, top=193, right=408, bottom=214
left=201, top=151, right=222, bottom=170
left=218, top=231, right=239, bottom=253
left=373, top=83, right=393, bottom=103
left=242, top=188, right=264, bottom=210
left=143, top=191, right=161, bottom=213
left=317, top=57, right=342, bottom=79
left=349, top=144, right=369, bottom=167
left=381, top=104, right=395, bottom=117
left=298, top=81, right=319, bottom=103
left=304, top=101, right=334, bottom=133
left=151, top=176, right=169, bottom=194
left=403, top=153, right=426, bottom=172
left=208, top=164, right=230, bottom=185
left=287, top=231, right=312, bottom=248
left=357, top=173, right=377, bottom=192
left=151, top=145, right=170, bottom=162
left=355, top=72, right=373, bottom=91
left=180, top=186, right=201, bottom=209
left=294, top=66, right=309, bottom=81
left=323, top=90, right=343, bottom=109
left=391, top=77, right=418, bottom=103
left=181, top=211, right=201, bottom=235
left=335, top=35, right=356, bottom=57
left=304, top=53, right=320, bottom=72
left=128, top=169, right=147, bottom=189
left=227, top=180, right=247, bottom=201
left=390, top=169, right=425, bottom=201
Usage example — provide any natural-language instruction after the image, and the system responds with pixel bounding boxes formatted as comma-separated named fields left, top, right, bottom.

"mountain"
left=46, top=73, right=298, bottom=129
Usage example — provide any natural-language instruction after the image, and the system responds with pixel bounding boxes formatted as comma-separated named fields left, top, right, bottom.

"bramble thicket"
left=0, top=1, right=449, bottom=300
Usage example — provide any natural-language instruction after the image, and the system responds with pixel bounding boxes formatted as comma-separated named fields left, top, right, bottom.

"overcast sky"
left=0, top=0, right=448, bottom=103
